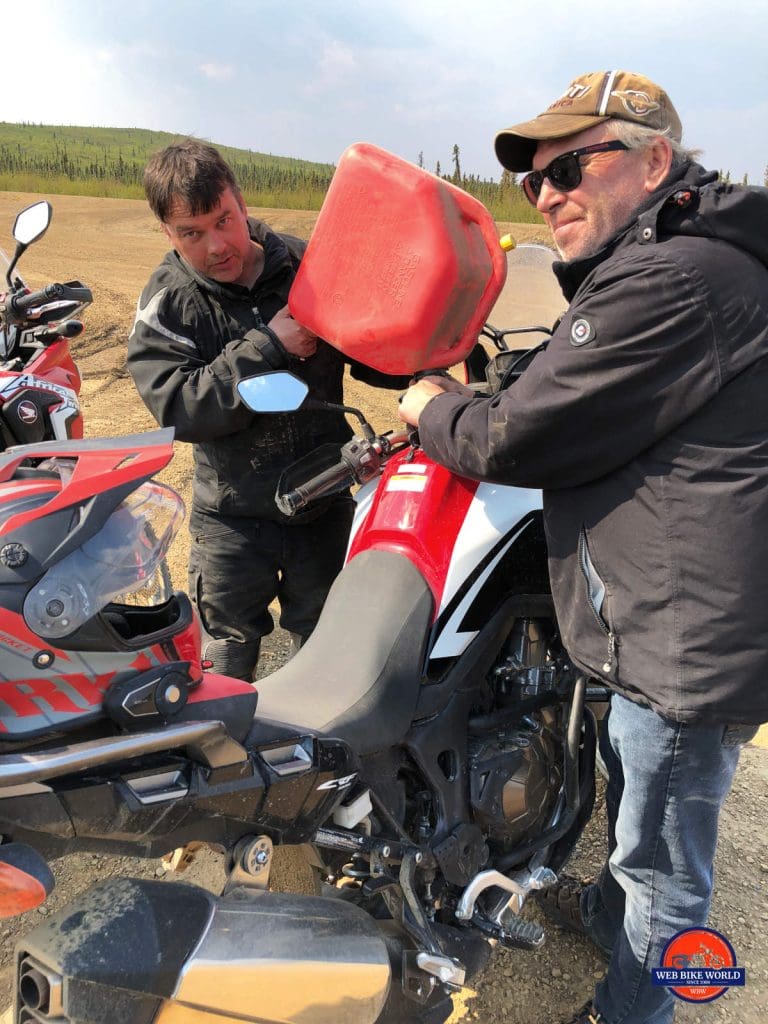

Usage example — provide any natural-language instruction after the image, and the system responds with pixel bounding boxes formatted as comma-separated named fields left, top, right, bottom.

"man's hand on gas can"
left=269, top=305, right=318, bottom=359
left=398, top=379, right=450, bottom=426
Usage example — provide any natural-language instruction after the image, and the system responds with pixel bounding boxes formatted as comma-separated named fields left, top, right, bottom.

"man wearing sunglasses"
left=399, top=70, right=768, bottom=1024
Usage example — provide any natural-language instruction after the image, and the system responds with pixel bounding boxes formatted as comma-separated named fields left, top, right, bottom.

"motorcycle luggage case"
left=288, top=142, right=507, bottom=374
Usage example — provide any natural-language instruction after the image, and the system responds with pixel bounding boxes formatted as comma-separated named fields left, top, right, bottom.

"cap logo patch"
left=612, top=90, right=660, bottom=118
left=570, top=318, right=595, bottom=346
left=564, top=83, right=592, bottom=100
left=550, top=83, right=592, bottom=110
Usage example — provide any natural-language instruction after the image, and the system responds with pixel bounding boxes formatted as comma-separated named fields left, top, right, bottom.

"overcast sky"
left=5, top=0, right=767, bottom=185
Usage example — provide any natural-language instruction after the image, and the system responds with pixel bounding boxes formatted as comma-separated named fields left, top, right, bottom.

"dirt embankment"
left=0, top=192, right=765, bottom=1022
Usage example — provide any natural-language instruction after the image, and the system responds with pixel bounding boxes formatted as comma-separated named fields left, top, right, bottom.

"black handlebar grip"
left=276, top=459, right=354, bottom=516
left=9, top=283, right=92, bottom=319
left=9, top=283, right=65, bottom=316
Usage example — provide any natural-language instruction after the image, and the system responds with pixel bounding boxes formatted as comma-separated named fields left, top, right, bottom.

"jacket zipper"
left=578, top=529, right=617, bottom=674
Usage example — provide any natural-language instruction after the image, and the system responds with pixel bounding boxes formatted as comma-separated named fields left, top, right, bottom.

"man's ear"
left=643, top=137, right=674, bottom=192
left=160, top=220, right=173, bottom=242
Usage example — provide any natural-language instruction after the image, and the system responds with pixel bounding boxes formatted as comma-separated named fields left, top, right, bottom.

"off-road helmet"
left=0, top=429, right=206, bottom=743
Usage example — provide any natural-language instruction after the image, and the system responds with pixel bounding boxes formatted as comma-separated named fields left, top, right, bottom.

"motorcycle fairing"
left=0, top=343, right=81, bottom=398
left=0, top=340, right=83, bottom=448
left=430, top=509, right=550, bottom=658
left=0, top=728, right=358, bottom=860
left=252, top=549, right=433, bottom=756
left=0, top=372, right=81, bottom=446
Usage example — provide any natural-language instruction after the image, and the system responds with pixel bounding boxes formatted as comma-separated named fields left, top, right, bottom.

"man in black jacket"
left=128, top=139, right=395, bottom=681
left=399, top=71, right=768, bottom=1024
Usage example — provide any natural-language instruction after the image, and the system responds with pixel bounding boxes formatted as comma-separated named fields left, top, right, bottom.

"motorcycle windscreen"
left=23, top=480, right=183, bottom=639
left=0, top=243, right=15, bottom=359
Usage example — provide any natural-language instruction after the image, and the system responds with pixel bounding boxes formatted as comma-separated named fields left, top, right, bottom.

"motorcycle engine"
left=468, top=617, right=565, bottom=846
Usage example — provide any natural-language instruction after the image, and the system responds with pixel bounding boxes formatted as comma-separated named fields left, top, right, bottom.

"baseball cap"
left=495, top=70, right=683, bottom=172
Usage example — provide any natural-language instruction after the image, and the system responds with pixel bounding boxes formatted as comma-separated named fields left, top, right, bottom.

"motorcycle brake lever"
left=404, top=427, right=420, bottom=455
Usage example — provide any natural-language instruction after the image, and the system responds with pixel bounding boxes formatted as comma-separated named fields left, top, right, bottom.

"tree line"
left=0, top=123, right=539, bottom=222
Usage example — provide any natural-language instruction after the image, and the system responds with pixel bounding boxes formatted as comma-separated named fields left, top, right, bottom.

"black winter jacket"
left=418, top=165, right=768, bottom=725
left=128, top=219, right=402, bottom=521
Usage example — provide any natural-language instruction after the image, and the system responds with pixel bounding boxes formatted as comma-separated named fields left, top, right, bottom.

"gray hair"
left=606, top=119, right=701, bottom=169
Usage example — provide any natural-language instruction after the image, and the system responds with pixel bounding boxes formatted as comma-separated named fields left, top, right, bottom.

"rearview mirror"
left=13, top=201, right=52, bottom=246
left=238, top=372, right=309, bottom=413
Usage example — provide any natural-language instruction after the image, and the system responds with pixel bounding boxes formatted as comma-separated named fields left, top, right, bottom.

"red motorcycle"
left=0, top=244, right=605, bottom=1024
left=0, top=201, right=92, bottom=449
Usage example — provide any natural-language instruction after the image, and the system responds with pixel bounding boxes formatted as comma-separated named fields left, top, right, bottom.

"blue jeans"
left=581, top=694, right=754, bottom=1024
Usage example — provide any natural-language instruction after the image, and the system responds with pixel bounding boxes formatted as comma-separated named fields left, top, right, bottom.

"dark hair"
left=143, top=139, right=241, bottom=222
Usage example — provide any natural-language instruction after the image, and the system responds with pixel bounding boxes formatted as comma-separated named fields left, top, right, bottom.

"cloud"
left=319, top=40, right=357, bottom=75
left=4, top=0, right=766, bottom=185
left=303, top=39, right=358, bottom=96
left=198, top=62, right=235, bottom=81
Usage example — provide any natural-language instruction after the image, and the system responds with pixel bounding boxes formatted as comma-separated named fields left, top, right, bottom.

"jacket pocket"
left=578, top=528, right=618, bottom=676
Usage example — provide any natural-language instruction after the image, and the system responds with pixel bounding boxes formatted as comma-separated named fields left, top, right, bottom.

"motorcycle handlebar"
left=9, top=283, right=93, bottom=319
left=276, top=459, right=355, bottom=516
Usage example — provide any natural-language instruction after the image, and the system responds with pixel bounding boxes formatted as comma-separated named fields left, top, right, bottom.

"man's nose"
left=536, top=178, right=566, bottom=213
left=207, top=231, right=227, bottom=254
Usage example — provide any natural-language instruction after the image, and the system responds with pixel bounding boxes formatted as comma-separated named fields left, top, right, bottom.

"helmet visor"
left=24, top=480, right=184, bottom=639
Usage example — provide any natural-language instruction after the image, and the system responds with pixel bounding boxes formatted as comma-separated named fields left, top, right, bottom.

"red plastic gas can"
left=288, top=143, right=507, bottom=375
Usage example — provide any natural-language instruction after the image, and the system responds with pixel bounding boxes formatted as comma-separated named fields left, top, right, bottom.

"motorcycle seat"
left=249, top=549, right=434, bottom=756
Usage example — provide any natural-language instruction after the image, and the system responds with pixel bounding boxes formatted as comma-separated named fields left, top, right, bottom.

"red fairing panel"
left=25, top=339, right=81, bottom=396
left=347, top=450, right=479, bottom=615
left=0, top=340, right=84, bottom=440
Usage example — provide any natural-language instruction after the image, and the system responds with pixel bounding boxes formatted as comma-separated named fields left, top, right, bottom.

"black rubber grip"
left=10, top=283, right=92, bottom=317
left=276, top=459, right=354, bottom=515
left=10, top=283, right=64, bottom=315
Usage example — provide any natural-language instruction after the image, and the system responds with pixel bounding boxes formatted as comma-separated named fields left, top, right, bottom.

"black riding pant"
left=188, top=498, right=355, bottom=681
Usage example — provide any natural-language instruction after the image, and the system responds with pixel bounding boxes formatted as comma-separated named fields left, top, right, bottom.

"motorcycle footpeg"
left=473, top=908, right=546, bottom=951
left=497, top=910, right=546, bottom=950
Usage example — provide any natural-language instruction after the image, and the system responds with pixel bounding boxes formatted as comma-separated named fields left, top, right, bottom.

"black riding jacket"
left=128, top=219, right=402, bottom=521
left=418, top=165, right=768, bottom=725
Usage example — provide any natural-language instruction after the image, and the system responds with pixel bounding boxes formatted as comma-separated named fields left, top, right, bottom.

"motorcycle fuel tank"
left=288, top=142, right=507, bottom=375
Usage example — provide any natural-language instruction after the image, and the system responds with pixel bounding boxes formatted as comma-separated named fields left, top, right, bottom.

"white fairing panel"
left=347, top=477, right=377, bottom=553
left=429, top=482, right=543, bottom=659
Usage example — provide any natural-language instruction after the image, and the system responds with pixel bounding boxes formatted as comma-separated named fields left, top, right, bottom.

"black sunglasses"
left=522, top=140, right=629, bottom=204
